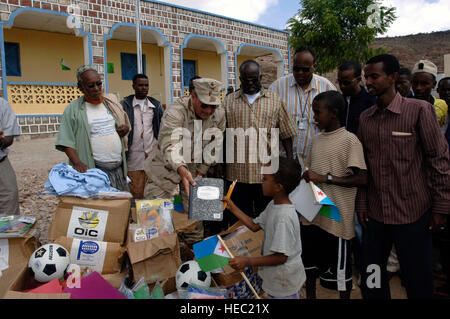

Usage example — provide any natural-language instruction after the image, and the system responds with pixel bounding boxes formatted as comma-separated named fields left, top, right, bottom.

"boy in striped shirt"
left=301, top=91, right=368, bottom=299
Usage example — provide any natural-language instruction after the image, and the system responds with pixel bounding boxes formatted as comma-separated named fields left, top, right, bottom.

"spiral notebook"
left=188, top=178, right=224, bottom=221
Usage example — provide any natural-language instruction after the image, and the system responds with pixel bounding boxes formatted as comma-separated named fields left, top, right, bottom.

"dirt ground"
left=7, top=136, right=409, bottom=299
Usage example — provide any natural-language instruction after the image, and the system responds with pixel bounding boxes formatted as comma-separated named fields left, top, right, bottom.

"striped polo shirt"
left=269, top=73, right=337, bottom=168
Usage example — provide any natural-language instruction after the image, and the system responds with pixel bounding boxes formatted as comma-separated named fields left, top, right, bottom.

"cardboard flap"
left=127, top=233, right=178, bottom=264
left=7, top=235, right=41, bottom=267
left=172, top=211, right=199, bottom=233
left=219, top=221, right=264, bottom=274
left=3, top=264, right=71, bottom=299
left=3, top=291, right=71, bottom=299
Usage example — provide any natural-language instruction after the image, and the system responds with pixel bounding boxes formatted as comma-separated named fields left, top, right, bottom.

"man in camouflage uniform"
left=144, top=78, right=226, bottom=244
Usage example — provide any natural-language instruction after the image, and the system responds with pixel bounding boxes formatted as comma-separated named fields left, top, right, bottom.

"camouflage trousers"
left=144, top=180, right=204, bottom=245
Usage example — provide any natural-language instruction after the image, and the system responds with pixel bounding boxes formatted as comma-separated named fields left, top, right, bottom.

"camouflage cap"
left=412, top=60, right=438, bottom=78
left=192, top=78, right=223, bottom=106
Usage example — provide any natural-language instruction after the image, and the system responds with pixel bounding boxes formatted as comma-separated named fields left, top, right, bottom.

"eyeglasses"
left=86, top=81, right=103, bottom=89
left=200, top=103, right=218, bottom=110
left=337, top=79, right=356, bottom=86
left=293, top=66, right=312, bottom=73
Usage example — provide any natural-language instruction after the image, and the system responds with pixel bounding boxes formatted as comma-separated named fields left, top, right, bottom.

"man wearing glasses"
left=56, top=65, right=131, bottom=191
left=144, top=78, right=226, bottom=244
left=269, top=46, right=336, bottom=169
left=337, top=61, right=376, bottom=135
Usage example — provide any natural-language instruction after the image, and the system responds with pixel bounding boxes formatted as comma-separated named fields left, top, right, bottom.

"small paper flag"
left=193, top=235, right=230, bottom=272
left=61, top=59, right=71, bottom=71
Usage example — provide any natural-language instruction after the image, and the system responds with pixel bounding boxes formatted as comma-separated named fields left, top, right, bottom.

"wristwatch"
left=326, top=173, right=333, bottom=184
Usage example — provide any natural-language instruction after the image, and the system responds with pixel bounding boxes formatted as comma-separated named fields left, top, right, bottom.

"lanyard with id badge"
left=296, top=87, right=312, bottom=131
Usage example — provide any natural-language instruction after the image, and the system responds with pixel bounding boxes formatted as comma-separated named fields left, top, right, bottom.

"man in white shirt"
left=56, top=65, right=131, bottom=191
left=120, top=74, right=164, bottom=199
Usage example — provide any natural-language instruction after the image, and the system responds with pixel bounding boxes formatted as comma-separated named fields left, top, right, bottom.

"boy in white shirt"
left=222, top=157, right=306, bottom=299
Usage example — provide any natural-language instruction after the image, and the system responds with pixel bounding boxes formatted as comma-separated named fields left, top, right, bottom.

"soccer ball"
left=28, top=243, right=70, bottom=283
left=175, top=260, right=211, bottom=290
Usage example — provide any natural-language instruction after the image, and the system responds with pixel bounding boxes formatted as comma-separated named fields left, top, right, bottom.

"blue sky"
left=256, top=0, right=300, bottom=31
left=162, top=0, right=450, bottom=37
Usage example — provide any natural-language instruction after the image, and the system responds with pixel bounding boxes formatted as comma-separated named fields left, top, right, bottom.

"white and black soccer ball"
left=28, top=243, right=70, bottom=283
left=175, top=260, right=211, bottom=290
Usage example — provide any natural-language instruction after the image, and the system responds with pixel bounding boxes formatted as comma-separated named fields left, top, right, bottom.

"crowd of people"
left=1, top=46, right=449, bottom=300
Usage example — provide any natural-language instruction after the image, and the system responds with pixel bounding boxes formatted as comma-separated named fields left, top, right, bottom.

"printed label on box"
left=67, top=206, right=109, bottom=241
left=70, top=238, right=106, bottom=273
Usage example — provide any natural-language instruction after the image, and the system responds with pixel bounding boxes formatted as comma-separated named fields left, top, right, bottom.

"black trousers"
left=223, top=181, right=272, bottom=229
left=360, top=212, right=433, bottom=299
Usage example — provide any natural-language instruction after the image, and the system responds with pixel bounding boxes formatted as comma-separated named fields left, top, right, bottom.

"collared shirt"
left=56, top=95, right=129, bottom=178
left=356, top=93, right=450, bottom=224
left=0, top=98, right=21, bottom=159
left=127, top=97, right=156, bottom=171
left=223, top=88, right=298, bottom=184
left=145, top=96, right=226, bottom=195
left=341, top=86, right=376, bottom=135
left=269, top=74, right=336, bottom=168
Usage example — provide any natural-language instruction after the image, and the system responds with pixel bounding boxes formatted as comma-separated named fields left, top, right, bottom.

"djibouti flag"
left=61, top=58, right=71, bottom=71
left=193, top=235, right=230, bottom=272
left=311, top=183, right=341, bottom=223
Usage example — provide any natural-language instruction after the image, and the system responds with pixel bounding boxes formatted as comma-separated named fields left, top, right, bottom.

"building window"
left=120, top=52, right=146, bottom=80
left=183, top=60, right=197, bottom=88
left=5, top=42, right=21, bottom=77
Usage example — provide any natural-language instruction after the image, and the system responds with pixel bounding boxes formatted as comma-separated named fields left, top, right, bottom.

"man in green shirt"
left=56, top=65, right=131, bottom=191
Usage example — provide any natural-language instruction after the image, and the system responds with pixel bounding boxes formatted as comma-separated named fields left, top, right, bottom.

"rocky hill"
left=258, top=29, right=450, bottom=86
left=371, top=30, right=450, bottom=72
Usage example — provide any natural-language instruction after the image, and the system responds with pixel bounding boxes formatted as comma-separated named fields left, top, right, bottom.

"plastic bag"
left=132, top=199, right=175, bottom=242
left=186, top=285, right=228, bottom=299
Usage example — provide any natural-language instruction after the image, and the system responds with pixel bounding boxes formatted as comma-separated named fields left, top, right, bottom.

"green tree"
left=288, top=0, right=396, bottom=74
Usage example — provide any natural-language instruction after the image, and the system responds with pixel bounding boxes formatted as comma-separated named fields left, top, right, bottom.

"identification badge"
left=298, top=118, right=307, bottom=130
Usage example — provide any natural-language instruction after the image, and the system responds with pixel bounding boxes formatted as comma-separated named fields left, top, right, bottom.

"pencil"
left=223, top=180, right=237, bottom=210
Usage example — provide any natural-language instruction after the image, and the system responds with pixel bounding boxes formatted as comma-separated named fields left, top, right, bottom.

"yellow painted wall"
left=106, top=40, right=166, bottom=103
left=4, top=28, right=84, bottom=83
left=236, top=55, right=255, bottom=88
left=183, top=48, right=221, bottom=84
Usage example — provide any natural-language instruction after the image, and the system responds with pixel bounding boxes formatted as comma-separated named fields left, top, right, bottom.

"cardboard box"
left=48, top=196, right=131, bottom=244
left=173, top=210, right=199, bottom=234
left=0, top=235, right=41, bottom=298
left=126, top=232, right=181, bottom=284
left=2, top=265, right=70, bottom=299
left=219, top=221, right=264, bottom=274
left=54, top=236, right=125, bottom=275
left=1, top=235, right=41, bottom=269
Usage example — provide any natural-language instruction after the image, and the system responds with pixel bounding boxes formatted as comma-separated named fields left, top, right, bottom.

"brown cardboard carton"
left=0, top=235, right=41, bottom=298
left=126, top=232, right=181, bottom=284
left=54, top=236, right=125, bottom=275
left=172, top=210, right=199, bottom=233
left=3, top=235, right=41, bottom=268
left=48, top=196, right=130, bottom=244
left=2, top=265, right=70, bottom=299
left=219, top=221, right=264, bottom=274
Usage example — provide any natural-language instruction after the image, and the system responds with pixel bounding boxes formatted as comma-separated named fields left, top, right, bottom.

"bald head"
left=239, top=60, right=262, bottom=95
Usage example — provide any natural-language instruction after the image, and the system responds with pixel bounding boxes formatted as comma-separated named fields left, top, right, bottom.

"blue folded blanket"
left=44, top=162, right=119, bottom=198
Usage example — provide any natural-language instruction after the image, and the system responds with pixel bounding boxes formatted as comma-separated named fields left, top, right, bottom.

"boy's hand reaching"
left=229, top=257, right=250, bottom=272
left=221, top=196, right=236, bottom=212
